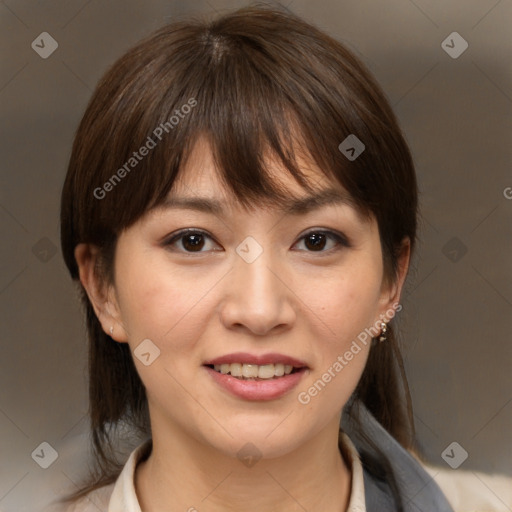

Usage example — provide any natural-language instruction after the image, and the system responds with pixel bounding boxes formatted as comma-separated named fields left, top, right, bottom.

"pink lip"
left=203, top=352, right=308, bottom=368
left=204, top=366, right=308, bottom=401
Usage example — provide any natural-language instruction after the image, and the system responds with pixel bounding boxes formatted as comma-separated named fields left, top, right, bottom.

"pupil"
left=305, top=233, right=326, bottom=251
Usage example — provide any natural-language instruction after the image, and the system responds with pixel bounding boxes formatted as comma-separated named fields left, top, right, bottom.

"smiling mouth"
left=204, top=363, right=305, bottom=380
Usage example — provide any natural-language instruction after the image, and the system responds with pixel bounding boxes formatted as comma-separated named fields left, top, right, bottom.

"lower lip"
left=204, top=366, right=308, bottom=401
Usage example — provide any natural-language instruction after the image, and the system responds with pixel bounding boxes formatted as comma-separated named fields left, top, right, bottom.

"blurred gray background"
left=1, top=0, right=511, bottom=510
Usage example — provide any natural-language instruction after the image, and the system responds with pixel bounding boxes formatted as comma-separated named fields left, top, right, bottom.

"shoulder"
left=421, top=462, right=512, bottom=512
left=42, top=484, right=114, bottom=512
left=342, top=404, right=455, bottom=511
left=43, top=438, right=151, bottom=512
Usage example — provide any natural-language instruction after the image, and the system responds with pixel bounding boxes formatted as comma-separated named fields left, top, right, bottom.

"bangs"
left=150, top=87, right=334, bottom=213
left=118, top=29, right=364, bottom=217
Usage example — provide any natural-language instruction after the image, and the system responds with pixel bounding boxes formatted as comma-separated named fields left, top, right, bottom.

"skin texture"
left=75, top=136, right=410, bottom=512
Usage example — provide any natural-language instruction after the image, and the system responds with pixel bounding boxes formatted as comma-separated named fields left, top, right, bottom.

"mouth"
left=204, top=363, right=306, bottom=380
left=202, top=353, right=310, bottom=401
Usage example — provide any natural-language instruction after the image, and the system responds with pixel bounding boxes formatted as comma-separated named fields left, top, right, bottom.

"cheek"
left=297, top=256, right=382, bottom=404
left=114, top=252, right=220, bottom=351
left=311, top=262, right=383, bottom=344
left=113, top=256, right=218, bottom=409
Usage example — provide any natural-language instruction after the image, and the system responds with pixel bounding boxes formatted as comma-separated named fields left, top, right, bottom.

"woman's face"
left=92, top=136, right=407, bottom=459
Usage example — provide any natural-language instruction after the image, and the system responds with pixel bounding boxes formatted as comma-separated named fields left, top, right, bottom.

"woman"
left=53, top=4, right=455, bottom=511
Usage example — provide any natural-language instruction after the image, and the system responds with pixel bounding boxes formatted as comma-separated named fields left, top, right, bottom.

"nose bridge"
left=220, top=236, right=295, bottom=335
left=236, top=240, right=278, bottom=300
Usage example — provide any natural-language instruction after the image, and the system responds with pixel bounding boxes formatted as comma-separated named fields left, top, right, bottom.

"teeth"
left=258, top=364, right=275, bottom=379
left=212, top=363, right=297, bottom=379
left=242, top=364, right=259, bottom=378
left=230, top=363, right=242, bottom=377
left=274, top=363, right=285, bottom=377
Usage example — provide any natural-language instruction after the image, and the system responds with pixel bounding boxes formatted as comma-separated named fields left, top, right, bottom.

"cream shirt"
left=49, top=432, right=365, bottom=512
left=47, top=434, right=512, bottom=512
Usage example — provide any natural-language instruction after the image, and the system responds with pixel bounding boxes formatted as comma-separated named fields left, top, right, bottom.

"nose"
left=219, top=244, right=296, bottom=336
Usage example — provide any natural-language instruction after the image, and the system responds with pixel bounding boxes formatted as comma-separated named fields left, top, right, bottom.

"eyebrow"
left=159, top=188, right=356, bottom=216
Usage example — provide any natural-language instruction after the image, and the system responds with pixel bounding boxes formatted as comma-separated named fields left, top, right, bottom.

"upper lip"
left=203, top=352, right=308, bottom=368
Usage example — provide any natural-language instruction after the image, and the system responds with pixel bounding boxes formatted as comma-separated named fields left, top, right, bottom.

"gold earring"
left=378, top=321, right=388, bottom=342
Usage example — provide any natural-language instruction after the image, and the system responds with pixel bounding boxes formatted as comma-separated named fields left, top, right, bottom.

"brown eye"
left=164, top=229, right=219, bottom=253
left=294, top=230, right=350, bottom=253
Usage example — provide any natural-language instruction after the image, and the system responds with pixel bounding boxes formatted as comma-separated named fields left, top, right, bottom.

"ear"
left=74, top=243, right=129, bottom=343
left=377, top=237, right=411, bottom=317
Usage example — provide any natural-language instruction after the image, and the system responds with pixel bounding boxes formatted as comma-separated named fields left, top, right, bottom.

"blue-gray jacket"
left=342, top=404, right=455, bottom=511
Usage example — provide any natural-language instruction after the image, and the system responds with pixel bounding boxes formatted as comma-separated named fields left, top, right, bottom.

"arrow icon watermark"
left=31, top=32, right=58, bottom=59
left=338, top=134, right=365, bottom=161
left=134, top=339, right=161, bottom=366
left=441, top=32, right=468, bottom=59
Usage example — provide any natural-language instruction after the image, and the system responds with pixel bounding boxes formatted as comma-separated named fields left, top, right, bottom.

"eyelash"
left=162, top=228, right=351, bottom=255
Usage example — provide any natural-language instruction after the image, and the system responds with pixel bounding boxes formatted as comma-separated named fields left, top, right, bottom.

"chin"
left=206, top=425, right=305, bottom=462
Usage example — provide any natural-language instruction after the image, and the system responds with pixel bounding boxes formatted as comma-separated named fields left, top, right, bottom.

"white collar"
left=107, top=432, right=366, bottom=511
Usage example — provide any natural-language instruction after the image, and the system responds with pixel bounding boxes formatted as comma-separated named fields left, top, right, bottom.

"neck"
left=135, top=415, right=352, bottom=512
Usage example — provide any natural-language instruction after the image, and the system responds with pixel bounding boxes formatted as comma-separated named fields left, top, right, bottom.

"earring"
left=109, top=326, right=114, bottom=336
left=378, top=321, right=388, bottom=342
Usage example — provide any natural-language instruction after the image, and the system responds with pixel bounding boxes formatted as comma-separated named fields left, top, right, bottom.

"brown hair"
left=59, top=3, right=417, bottom=507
